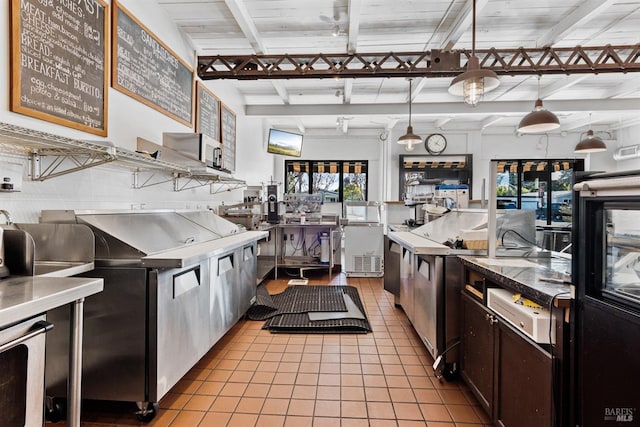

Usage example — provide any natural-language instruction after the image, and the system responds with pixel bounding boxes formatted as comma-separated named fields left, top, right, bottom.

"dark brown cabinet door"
left=496, top=322, right=552, bottom=427
left=461, top=293, right=495, bottom=417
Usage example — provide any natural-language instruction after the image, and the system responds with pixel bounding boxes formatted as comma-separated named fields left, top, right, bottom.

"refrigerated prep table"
left=41, top=209, right=267, bottom=421
left=387, top=210, right=491, bottom=379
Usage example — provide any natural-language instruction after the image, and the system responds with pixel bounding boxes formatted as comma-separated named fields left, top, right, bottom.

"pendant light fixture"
left=517, top=76, right=560, bottom=133
left=397, top=78, right=421, bottom=151
left=448, top=0, right=500, bottom=106
left=574, top=114, right=607, bottom=153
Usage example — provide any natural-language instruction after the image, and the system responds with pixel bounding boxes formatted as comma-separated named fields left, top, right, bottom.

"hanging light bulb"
left=397, top=78, right=422, bottom=150
left=517, top=76, right=560, bottom=133
left=574, top=113, right=607, bottom=153
left=448, top=0, right=499, bottom=106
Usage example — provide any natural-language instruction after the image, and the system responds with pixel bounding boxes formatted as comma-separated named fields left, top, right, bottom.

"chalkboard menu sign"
left=10, top=0, right=109, bottom=136
left=112, top=2, right=193, bottom=126
left=195, top=81, right=220, bottom=141
left=221, top=103, right=236, bottom=173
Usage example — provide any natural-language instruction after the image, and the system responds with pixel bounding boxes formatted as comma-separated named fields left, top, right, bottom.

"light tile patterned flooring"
left=63, top=273, right=492, bottom=427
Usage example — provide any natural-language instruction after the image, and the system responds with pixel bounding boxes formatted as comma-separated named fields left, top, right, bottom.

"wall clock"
left=425, top=133, right=447, bottom=155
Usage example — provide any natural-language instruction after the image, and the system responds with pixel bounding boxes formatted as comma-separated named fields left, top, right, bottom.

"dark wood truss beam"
left=198, top=44, right=640, bottom=80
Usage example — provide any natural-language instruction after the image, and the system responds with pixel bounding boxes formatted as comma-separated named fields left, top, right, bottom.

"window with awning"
left=285, top=160, right=368, bottom=201
left=494, top=159, right=584, bottom=225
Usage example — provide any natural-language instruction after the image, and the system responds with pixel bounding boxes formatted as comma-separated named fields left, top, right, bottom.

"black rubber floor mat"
left=247, top=285, right=372, bottom=334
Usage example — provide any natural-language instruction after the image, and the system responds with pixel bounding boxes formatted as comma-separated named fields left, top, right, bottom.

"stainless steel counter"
left=0, top=275, right=103, bottom=427
left=388, top=231, right=452, bottom=255
left=0, top=276, right=103, bottom=325
left=458, top=255, right=572, bottom=307
left=141, top=230, right=268, bottom=268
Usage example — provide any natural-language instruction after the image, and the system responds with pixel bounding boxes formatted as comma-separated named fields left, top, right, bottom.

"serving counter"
left=457, top=254, right=572, bottom=427
left=458, top=255, right=572, bottom=307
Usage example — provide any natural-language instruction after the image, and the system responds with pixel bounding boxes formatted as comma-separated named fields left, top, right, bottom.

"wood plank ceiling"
left=156, top=0, right=640, bottom=136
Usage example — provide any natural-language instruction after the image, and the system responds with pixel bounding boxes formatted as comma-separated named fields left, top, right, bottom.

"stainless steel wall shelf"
left=0, top=122, right=245, bottom=192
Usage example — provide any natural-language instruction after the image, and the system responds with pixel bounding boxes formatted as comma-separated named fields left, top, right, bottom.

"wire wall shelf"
left=0, top=122, right=245, bottom=191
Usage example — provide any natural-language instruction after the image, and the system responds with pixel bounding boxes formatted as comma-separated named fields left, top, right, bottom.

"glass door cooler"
left=573, top=171, right=640, bottom=427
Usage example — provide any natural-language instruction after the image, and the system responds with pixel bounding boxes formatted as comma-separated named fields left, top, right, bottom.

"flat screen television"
left=267, top=128, right=303, bottom=157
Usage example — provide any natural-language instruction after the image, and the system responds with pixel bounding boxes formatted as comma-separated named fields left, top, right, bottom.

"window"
left=285, top=160, right=368, bottom=202
left=495, top=159, right=583, bottom=225
left=399, top=154, right=472, bottom=201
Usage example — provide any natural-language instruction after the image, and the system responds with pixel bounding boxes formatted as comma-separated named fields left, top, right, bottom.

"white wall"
left=610, top=123, right=640, bottom=172
left=0, top=0, right=273, bottom=223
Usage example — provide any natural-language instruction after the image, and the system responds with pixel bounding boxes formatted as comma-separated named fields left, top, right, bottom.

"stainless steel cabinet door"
left=210, top=250, right=238, bottom=345
left=399, top=247, right=414, bottom=322
left=237, top=243, right=257, bottom=317
left=156, top=263, right=211, bottom=400
left=412, top=255, right=443, bottom=359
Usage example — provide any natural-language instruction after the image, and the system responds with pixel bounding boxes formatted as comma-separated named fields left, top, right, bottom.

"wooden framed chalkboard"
left=221, top=103, right=236, bottom=173
left=10, top=0, right=109, bottom=136
left=195, top=81, right=221, bottom=142
left=112, top=1, right=193, bottom=127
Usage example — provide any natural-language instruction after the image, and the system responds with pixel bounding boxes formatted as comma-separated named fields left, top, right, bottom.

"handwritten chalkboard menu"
left=113, top=2, right=193, bottom=126
left=221, top=103, right=236, bottom=173
left=10, top=0, right=108, bottom=136
left=195, top=81, right=220, bottom=141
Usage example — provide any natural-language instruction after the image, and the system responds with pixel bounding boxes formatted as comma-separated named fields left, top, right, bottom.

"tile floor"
left=54, top=272, right=492, bottom=427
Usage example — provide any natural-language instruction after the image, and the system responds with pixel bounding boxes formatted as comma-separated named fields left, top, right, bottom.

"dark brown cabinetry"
left=496, top=321, right=552, bottom=427
left=461, top=292, right=496, bottom=416
left=461, top=292, right=552, bottom=427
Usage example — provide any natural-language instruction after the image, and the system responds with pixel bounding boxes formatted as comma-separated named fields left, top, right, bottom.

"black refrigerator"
left=573, top=170, right=640, bottom=427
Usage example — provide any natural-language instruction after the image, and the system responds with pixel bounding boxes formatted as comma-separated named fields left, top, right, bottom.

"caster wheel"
left=45, top=397, right=67, bottom=423
left=136, top=402, right=159, bottom=422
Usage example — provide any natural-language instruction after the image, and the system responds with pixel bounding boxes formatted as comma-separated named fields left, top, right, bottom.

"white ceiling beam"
left=343, top=80, right=353, bottom=104
left=536, top=0, right=617, bottom=47
left=434, top=117, right=453, bottom=129
left=296, top=120, right=306, bottom=134
left=560, top=115, right=592, bottom=131
left=539, top=75, right=590, bottom=99
left=224, top=0, right=290, bottom=104
left=347, top=0, right=362, bottom=54
left=410, top=78, right=427, bottom=102
left=440, top=0, right=489, bottom=51
left=481, top=116, right=505, bottom=130
left=607, top=80, right=640, bottom=99
left=608, top=117, right=640, bottom=130
left=224, top=0, right=266, bottom=54
left=271, top=81, right=290, bottom=105
left=246, top=98, right=640, bottom=117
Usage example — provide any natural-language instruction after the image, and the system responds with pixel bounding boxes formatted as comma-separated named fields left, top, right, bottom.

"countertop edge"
left=458, top=256, right=572, bottom=308
left=0, top=277, right=104, bottom=326
left=388, top=231, right=452, bottom=255
left=142, top=230, right=269, bottom=268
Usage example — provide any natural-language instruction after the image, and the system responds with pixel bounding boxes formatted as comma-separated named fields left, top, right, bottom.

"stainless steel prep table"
left=0, top=276, right=103, bottom=427
left=387, top=210, right=492, bottom=379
